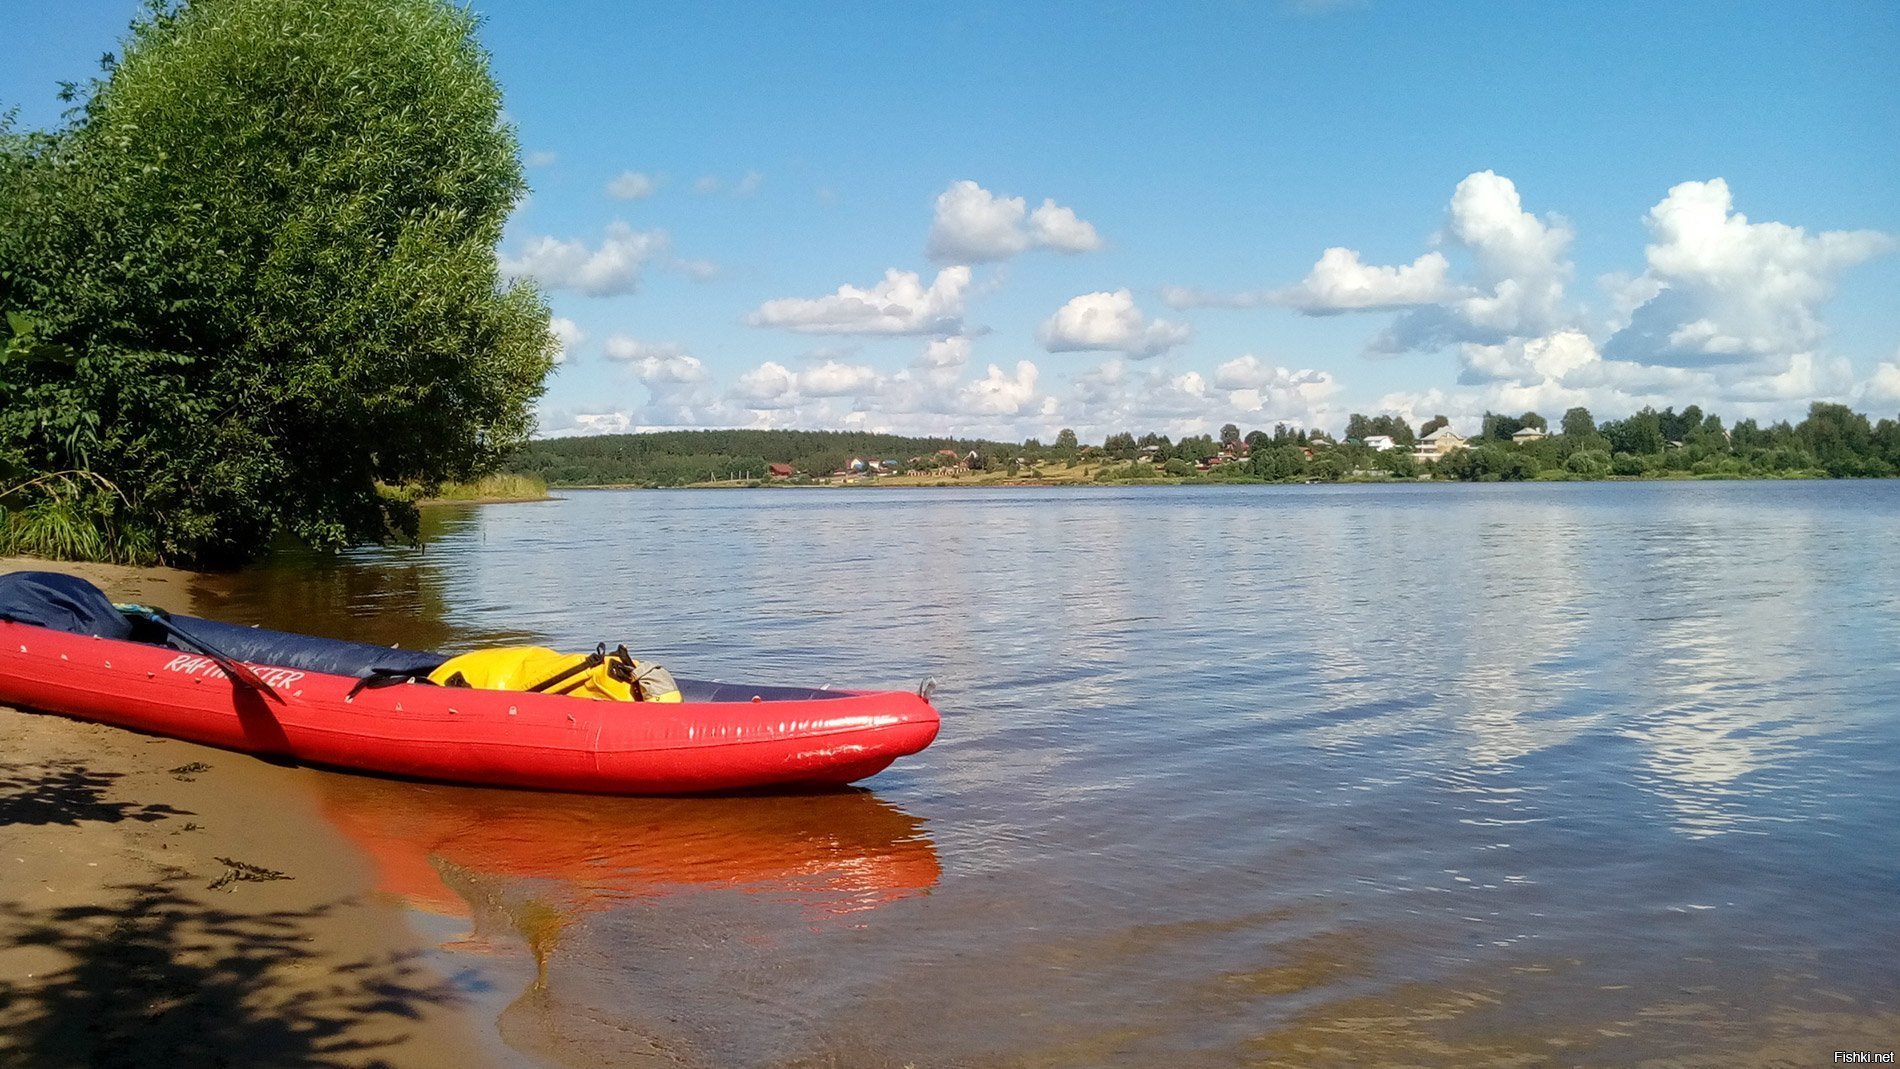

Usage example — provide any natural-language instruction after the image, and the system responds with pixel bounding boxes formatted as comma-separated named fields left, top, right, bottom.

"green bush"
left=0, top=0, right=552, bottom=566
left=1565, top=449, right=1611, bottom=476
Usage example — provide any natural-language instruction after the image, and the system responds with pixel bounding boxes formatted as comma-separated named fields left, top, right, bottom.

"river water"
left=194, top=482, right=1900, bottom=1067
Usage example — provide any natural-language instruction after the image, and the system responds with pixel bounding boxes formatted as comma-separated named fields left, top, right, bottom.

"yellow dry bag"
left=428, top=643, right=682, bottom=702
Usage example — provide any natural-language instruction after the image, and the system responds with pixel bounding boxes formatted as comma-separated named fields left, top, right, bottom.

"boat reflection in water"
left=315, top=774, right=942, bottom=1059
left=320, top=773, right=940, bottom=913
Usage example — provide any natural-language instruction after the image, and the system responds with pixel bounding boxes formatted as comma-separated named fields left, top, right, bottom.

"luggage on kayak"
left=428, top=643, right=682, bottom=702
left=0, top=571, right=136, bottom=641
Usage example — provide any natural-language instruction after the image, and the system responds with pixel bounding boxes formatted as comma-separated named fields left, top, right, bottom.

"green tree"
left=1560, top=407, right=1596, bottom=440
left=1372, top=414, right=1416, bottom=445
left=1565, top=449, right=1611, bottom=477
left=1250, top=445, right=1307, bottom=480
left=1480, top=411, right=1525, bottom=441
left=1219, top=423, right=1241, bottom=447
left=1874, top=418, right=1900, bottom=469
left=1054, top=427, right=1079, bottom=461
left=0, top=0, right=552, bottom=566
left=1176, top=434, right=1219, bottom=462
left=1377, top=448, right=1418, bottom=477
left=1419, top=414, right=1450, bottom=438
left=1690, top=413, right=1728, bottom=452
left=1442, top=445, right=1537, bottom=481
left=1603, top=409, right=1666, bottom=456
left=1797, top=402, right=1880, bottom=476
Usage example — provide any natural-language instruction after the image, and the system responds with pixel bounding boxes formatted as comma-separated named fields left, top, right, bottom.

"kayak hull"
left=0, top=622, right=940, bottom=794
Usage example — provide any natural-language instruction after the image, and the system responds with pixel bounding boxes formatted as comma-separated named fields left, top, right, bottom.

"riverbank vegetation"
left=508, top=430, right=1022, bottom=487
left=0, top=0, right=552, bottom=568
left=507, top=402, right=1900, bottom=488
left=419, top=473, right=551, bottom=505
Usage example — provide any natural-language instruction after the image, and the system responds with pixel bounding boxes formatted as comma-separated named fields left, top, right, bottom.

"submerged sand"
left=0, top=557, right=494, bottom=1068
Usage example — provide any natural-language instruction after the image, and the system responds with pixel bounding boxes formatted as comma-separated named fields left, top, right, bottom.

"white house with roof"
left=1511, top=426, right=1548, bottom=444
left=1364, top=434, right=1396, bottom=451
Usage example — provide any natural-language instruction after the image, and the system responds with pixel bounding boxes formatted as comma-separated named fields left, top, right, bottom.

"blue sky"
left=5, top=1, right=1897, bottom=440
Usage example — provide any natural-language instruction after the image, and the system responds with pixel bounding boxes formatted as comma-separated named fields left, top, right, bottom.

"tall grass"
left=423, top=472, right=549, bottom=503
left=0, top=471, right=158, bottom=565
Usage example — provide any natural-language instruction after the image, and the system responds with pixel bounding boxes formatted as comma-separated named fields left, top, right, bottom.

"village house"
left=1413, top=426, right=1467, bottom=463
left=767, top=463, right=795, bottom=479
left=1512, top=426, right=1548, bottom=444
left=1363, top=434, right=1396, bottom=451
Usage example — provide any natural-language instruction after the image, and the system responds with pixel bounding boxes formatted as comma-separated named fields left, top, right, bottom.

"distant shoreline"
left=543, top=470, right=1847, bottom=491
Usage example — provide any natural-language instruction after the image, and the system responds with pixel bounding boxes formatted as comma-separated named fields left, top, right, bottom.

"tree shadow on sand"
left=0, top=880, right=466, bottom=1068
left=0, top=759, right=189, bottom=827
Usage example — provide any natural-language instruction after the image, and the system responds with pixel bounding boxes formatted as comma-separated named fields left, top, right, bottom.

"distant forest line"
left=504, top=403, right=1900, bottom=487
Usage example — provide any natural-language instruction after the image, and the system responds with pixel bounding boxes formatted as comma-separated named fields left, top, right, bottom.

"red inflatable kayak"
left=0, top=572, right=940, bottom=794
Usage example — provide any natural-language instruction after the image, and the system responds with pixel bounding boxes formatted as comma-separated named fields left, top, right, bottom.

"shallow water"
left=196, top=482, right=1900, bottom=1067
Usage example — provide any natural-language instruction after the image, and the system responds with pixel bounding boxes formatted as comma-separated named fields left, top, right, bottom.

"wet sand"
left=0, top=557, right=495, bottom=1069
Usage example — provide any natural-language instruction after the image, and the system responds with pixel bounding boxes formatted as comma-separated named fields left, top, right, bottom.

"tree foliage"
left=507, top=429, right=1021, bottom=486
left=1345, top=412, right=1416, bottom=445
left=0, top=0, right=552, bottom=566
left=501, top=400, right=1900, bottom=492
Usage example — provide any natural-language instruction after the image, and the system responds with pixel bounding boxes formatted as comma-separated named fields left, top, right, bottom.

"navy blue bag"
left=0, top=571, right=136, bottom=641
left=0, top=570, right=447, bottom=677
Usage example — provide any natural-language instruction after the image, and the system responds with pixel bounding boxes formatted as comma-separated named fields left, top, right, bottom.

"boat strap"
left=524, top=648, right=607, bottom=694
left=345, top=667, right=436, bottom=701
left=352, top=644, right=673, bottom=703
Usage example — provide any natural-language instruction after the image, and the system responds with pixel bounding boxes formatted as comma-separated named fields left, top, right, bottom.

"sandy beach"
left=0, top=557, right=494, bottom=1068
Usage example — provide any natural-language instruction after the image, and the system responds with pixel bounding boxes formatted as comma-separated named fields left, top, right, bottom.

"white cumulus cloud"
left=1457, top=329, right=1601, bottom=385
left=1275, top=248, right=1457, bottom=313
left=799, top=359, right=881, bottom=397
left=1159, top=285, right=1275, bottom=310
left=549, top=317, right=585, bottom=365
left=673, top=258, right=719, bottom=282
left=729, top=358, right=883, bottom=407
left=1027, top=199, right=1103, bottom=253
left=602, top=336, right=708, bottom=384
left=1210, top=354, right=1339, bottom=402
left=916, top=335, right=973, bottom=371
left=1063, top=358, right=1340, bottom=438
left=926, top=180, right=1103, bottom=264
left=1037, top=290, right=1192, bottom=359
left=1857, top=354, right=1900, bottom=407
left=1604, top=178, right=1895, bottom=366
left=606, top=171, right=659, bottom=199
left=732, top=361, right=799, bottom=408
left=535, top=406, right=633, bottom=438
left=500, top=222, right=669, bottom=298
left=748, top=267, right=971, bottom=336
left=1371, top=171, right=1575, bottom=352
left=958, top=362, right=1042, bottom=415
